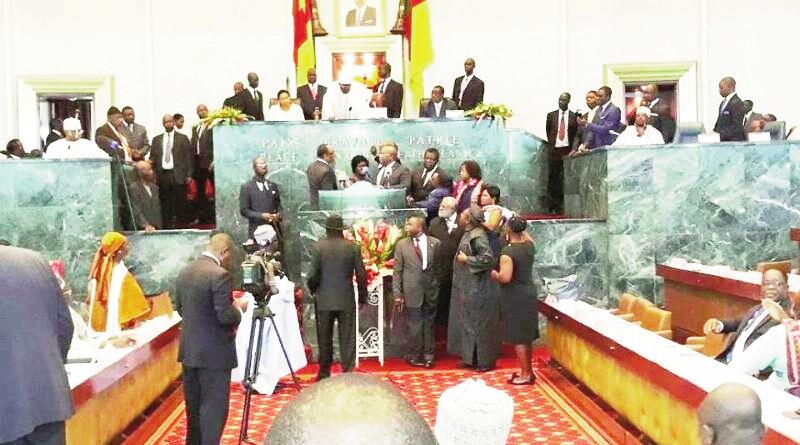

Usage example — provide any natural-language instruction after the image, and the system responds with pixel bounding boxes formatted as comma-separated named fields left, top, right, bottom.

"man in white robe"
left=44, top=118, right=109, bottom=160
left=612, top=106, right=665, bottom=147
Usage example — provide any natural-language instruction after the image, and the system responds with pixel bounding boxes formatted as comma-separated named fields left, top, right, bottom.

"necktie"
left=720, top=99, right=727, bottom=113
left=381, top=168, right=390, bottom=187
left=413, top=237, right=423, bottom=264
left=380, top=80, right=386, bottom=93
left=164, top=133, right=172, bottom=163
left=558, top=112, right=566, bottom=140
left=422, top=169, right=433, bottom=187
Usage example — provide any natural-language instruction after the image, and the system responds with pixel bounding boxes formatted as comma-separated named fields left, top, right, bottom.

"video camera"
left=241, top=225, right=283, bottom=306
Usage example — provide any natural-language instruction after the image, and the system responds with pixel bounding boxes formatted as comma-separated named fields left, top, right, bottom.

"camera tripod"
left=238, top=300, right=302, bottom=444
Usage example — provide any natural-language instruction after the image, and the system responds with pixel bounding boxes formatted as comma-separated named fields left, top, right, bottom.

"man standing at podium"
left=373, top=63, right=403, bottom=118
left=374, top=142, right=411, bottom=194
left=307, top=144, right=338, bottom=210
left=297, top=68, right=326, bottom=120
left=452, top=58, right=484, bottom=111
left=714, top=76, right=746, bottom=142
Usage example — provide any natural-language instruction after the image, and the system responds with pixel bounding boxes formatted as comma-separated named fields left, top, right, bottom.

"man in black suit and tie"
left=0, top=245, right=73, bottom=445
left=345, top=0, right=376, bottom=27
left=297, top=68, right=327, bottom=120
left=452, top=58, right=485, bottom=111
left=373, top=63, right=403, bottom=118
left=374, top=142, right=411, bottom=193
left=642, top=83, right=676, bottom=143
left=239, top=157, right=282, bottom=240
left=44, top=118, right=63, bottom=151
left=129, top=161, right=163, bottom=232
left=306, top=144, right=338, bottom=210
left=428, top=197, right=463, bottom=324
left=222, top=82, right=245, bottom=111
left=714, top=76, right=746, bottom=142
left=393, top=215, right=441, bottom=368
left=306, top=214, right=368, bottom=380
left=190, top=104, right=214, bottom=224
left=175, top=233, right=247, bottom=445
left=150, top=114, right=192, bottom=228
left=241, top=72, right=264, bottom=121
left=409, top=147, right=446, bottom=203
left=419, top=85, right=457, bottom=118
left=703, top=268, right=791, bottom=363
left=545, top=93, right=578, bottom=214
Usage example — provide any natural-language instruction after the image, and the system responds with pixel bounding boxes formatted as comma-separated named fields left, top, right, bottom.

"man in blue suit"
left=579, top=86, right=622, bottom=150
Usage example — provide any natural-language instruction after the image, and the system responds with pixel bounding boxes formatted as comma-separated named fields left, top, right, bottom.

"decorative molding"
left=17, top=74, right=116, bottom=100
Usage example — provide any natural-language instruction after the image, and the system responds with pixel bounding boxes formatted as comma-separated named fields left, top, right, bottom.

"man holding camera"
left=175, top=233, right=247, bottom=445
left=306, top=214, right=368, bottom=380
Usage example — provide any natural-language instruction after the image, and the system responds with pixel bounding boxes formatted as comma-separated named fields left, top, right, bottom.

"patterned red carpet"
left=154, top=352, right=602, bottom=445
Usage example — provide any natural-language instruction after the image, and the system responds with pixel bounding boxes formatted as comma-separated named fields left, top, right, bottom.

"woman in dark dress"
left=491, top=216, right=538, bottom=385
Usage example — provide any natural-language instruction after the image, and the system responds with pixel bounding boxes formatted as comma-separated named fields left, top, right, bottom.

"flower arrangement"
left=464, top=103, right=513, bottom=124
left=198, top=107, right=251, bottom=129
left=344, top=220, right=405, bottom=290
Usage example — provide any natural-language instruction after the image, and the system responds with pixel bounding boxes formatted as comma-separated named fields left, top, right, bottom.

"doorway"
left=37, top=94, right=94, bottom=148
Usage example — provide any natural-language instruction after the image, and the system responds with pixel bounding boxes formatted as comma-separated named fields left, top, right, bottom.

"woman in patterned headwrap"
left=87, top=232, right=150, bottom=334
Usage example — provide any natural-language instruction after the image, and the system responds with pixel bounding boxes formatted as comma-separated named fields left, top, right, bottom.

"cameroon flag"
left=403, top=0, right=433, bottom=108
left=293, top=0, right=315, bottom=84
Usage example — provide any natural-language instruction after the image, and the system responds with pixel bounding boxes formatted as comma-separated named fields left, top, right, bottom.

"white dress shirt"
left=378, top=77, right=392, bottom=94
left=377, top=161, right=397, bottom=185
left=445, top=213, right=458, bottom=234
left=612, top=125, right=665, bottom=146
left=421, top=164, right=439, bottom=187
left=459, top=75, right=473, bottom=103
left=720, top=91, right=737, bottom=112
left=731, top=309, right=770, bottom=359
left=433, top=100, right=443, bottom=117
left=730, top=323, right=790, bottom=390
left=414, top=233, right=429, bottom=271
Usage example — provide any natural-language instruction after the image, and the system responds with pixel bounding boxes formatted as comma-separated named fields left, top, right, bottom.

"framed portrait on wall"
left=335, top=0, right=386, bottom=36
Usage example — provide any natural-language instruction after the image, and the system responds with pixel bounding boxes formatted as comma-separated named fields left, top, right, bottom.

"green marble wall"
left=565, top=141, right=800, bottom=303
left=0, top=159, right=114, bottom=296
left=125, top=230, right=211, bottom=296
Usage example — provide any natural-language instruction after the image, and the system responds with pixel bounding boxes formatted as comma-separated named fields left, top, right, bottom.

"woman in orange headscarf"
left=87, top=232, right=150, bottom=333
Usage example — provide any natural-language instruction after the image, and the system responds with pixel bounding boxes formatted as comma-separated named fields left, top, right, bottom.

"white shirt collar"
left=723, top=91, right=737, bottom=101
left=201, top=251, right=221, bottom=266
left=601, top=101, right=611, bottom=112
left=446, top=212, right=458, bottom=225
left=381, top=161, right=396, bottom=170
left=316, top=157, right=329, bottom=165
left=649, top=97, right=660, bottom=107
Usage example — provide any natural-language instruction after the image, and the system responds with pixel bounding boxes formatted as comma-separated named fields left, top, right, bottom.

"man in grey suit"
left=121, top=106, right=150, bottom=159
left=306, top=214, right=368, bottom=380
left=306, top=144, right=338, bottom=210
left=374, top=141, right=411, bottom=194
left=419, top=85, right=457, bottom=118
left=393, top=215, right=440, bottom=368
left=150, top=114, right=193, bottom=228
left=0, top=245, right=74, bottom=445
left=175, top=233, right=248, bottom=445
left=128, top=161, right=163, bottom=232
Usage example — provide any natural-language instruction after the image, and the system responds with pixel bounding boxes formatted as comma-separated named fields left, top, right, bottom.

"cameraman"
left=239, top=156, right=282, bottom=241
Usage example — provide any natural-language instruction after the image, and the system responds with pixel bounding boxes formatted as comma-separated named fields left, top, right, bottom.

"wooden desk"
left=656, top=264, right=761, bottom=341
left=542, top=300, right=800, bottom=445
left=66, top=320, right=181, bottom=445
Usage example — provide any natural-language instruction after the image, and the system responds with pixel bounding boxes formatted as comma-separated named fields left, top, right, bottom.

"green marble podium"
left=564, top=141, right=800, bottom=302
left=319, top=188, right=407, bottom=210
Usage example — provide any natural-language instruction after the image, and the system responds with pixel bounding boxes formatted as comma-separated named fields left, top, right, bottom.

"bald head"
left=719, top=77, right=737, bottom=97
left=134, top=161, right=154, bottom=183
left=196, top=104, right=208, bottom=119
left=207, top=233, right=236, bottom=269
left=698, top=383, right=763, bottom=445
left=265, top=374, right=436, bottom=445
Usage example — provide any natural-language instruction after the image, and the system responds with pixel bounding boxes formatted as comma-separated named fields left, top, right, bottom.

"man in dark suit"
left=714, top=77, right=746, bottom=142
left=239, top=157, right=282, bottom=239
left=189, top=104, right=214, bottom=224
left=741, top=100, right=763, bottom=132
left=345, top=0, right=376, bottom=27
left=241, top=72, right=264, bottom=120
left=0, top=245, right=74, bottom=445
left=306, top=214, right=368, bottom=380
left=374, top=142, right=411, bottom=193
left=175, top=233, right=247, bottom=445
left=545, top=93, right=578, bottom=213
left=393, top=215, right=440, bottom=368
left=150, top=114, right=192, bottom=228
left=373, top=63, right=403, bottom=118
left=428, top=197, right=463, bottom=324
left=409, top=147, right=446, bottom=203
left=703, top=268, right=790, bottom=362
left=121, top=106, right=150, bottom=159
left=44, top=118, right=63, bottom=151
left=580, top=86, right=622, bottom=149
left=419, top=85, right=457, bottom=118
left=129, top=161, right=163, bottom=231
left=306, top=144, right=338, bottom=210
left=95, top=106, right=128, bottom=161
left=222, top=82, right=245, bottom=111
left=297, top=68, right=327, bottom=120
left=452, top=58, right=485, bottom=111
left=642, top=83, right=676, bottom=143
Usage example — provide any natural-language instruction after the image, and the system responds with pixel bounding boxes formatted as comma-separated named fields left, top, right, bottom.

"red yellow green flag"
left=293, top=0, right=315, bottom=85
left=403, top=0, right=433, bottom=109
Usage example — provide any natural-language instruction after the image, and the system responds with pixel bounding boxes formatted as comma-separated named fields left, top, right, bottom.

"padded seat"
left=684, top=332, right=734, bottom=357
left=641, top=306, right=673, bottom=339
left=618, top=297, right=653, bottom=323
left=609, top=292, right=636, bottom=316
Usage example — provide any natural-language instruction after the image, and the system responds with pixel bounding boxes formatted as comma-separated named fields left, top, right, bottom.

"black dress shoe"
left=408, top=358, right=428, bottom=368
left=474, top=366, right=495, bottom=373
left=423, top=360, right=434, bottom=369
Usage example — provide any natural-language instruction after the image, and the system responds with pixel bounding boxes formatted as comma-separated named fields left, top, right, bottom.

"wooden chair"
left=755, top=260, right=792, bottom=277
left=640, top=306, right=673, bottom=339
left=619, top=298, right=653, bottom=323
left=685, top=332, right=734, bottom=357
left=610, top=293, right=637, bottom=316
